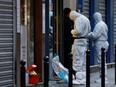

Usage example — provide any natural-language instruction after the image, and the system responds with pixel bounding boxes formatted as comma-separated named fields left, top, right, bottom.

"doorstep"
left=90, top=62, right=115, bottom=72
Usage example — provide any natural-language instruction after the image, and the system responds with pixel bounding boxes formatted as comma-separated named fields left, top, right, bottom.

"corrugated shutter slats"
left=99, top=0, right=106, bottom=22
left=0, top=0, right=14, bottom=86
left=114, top=0, right=116, bottom=45
left=83, top=0, right=90, bottom=18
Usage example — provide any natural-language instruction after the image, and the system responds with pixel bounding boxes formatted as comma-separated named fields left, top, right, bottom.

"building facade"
left=0, top=0, right=115, bottom=86
left=0, top=0, right=16, bottom=86
left=0, top=0, right=42, bottom=86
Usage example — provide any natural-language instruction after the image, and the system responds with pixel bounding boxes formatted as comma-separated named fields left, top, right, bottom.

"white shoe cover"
left=73, top=79, right=86, bottom=85
left=74, top=71, right=86, bottom=85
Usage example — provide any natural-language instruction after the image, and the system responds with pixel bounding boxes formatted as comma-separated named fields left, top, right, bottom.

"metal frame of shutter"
left=106, top=0, right=114, bottom=63
left=83, top=0, right=90, bottom=18
left=114, top=0, right=116, bottom=45
left=113, top=0, right=116, bottom=61
left=99, top=0, right=106, bottom=22
left=0, top=0, right=16, bottom=86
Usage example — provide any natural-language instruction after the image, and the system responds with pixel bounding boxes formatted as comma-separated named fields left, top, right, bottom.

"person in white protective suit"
left=69, top=11, right=91, bottom=84
left=88, top=12, right=109, bottom=83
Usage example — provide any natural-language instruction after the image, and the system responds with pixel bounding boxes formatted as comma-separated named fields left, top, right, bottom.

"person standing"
left=88, top=12, right=109, bottom=83
left=69, top=11, right=91, bottom=84
left=63, top=8, right=74, bottom=69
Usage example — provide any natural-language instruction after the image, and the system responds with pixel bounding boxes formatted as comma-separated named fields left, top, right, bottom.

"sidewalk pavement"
left=27, top=67, right=116, bottom=87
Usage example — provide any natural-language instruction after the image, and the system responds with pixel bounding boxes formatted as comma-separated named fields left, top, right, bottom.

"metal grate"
left=0, top=0, right=14, bottom=86
left=83, top=0, right=90, bottom=19
left=99, top=0, right=106, bottom=22
left=114, top=0, right=116, bottom=45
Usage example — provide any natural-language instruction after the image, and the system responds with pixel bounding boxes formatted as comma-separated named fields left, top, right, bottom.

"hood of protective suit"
left=93, top=12, right=102, bottom=24
left=69, top=11, right=81, bottom=21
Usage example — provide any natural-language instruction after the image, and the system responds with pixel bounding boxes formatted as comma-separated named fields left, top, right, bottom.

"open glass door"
left=48, top=0, right=64, bottom=80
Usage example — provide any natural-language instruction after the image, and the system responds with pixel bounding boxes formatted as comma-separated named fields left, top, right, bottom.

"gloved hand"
left=71, top=29, right=77, bottom=37
left=87, top=32, right=92, bottom=38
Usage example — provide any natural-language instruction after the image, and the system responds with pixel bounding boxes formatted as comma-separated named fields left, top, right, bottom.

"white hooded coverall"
left=69, top=11, right=91, bottom=84
left=89, top=12, right=109, bottom=82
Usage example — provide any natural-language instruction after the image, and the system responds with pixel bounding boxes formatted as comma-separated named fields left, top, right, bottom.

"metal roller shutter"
left=99, top=0, right=106, bottom=22
left=0, top=0, right=15, bottom=86
left=83, top=0, right=90, bottom=19
left=114, top=0, right=116, bottom=45
left=83, top=0, right=90, bottom=60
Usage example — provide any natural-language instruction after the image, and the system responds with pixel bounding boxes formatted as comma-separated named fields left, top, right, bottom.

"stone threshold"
left=90, top=62, right=115, bottom=72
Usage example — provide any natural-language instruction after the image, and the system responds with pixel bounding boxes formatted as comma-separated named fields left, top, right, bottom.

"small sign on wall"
left=20, top=25, right=27, bottom=67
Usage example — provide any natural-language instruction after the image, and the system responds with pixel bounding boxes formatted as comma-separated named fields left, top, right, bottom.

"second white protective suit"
left=69, top=11, right=91, bottom=84
left=89, top=12, right=109, bottom=83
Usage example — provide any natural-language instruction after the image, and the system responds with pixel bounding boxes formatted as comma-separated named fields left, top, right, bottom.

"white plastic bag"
left=52, top=54, right=75, bottom=84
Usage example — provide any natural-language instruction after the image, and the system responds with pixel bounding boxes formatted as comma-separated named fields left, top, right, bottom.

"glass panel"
left=43, top=0, right=63, bottom=80
left=49, top=0, right=64, bottom=80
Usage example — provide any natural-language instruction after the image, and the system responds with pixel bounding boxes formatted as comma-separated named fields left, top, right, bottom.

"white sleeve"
left=91, top=24, right=102, bottom=39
